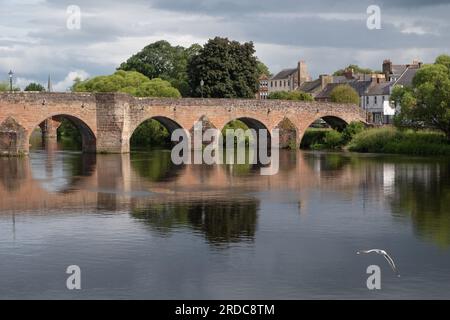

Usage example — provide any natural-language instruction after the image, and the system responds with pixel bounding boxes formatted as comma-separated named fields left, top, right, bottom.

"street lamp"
left=8, top=70, right=13, bottom=92
left=200, top=79, right=204, bottom=98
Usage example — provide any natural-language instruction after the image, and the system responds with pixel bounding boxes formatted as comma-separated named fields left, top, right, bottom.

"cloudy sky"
left=1, top=0, right=449, bottom=91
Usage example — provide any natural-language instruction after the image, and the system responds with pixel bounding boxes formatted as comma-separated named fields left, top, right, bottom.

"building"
left=382, top=59, right=422, bottom=82
left=363, top=60, right=422, bottom=124
left=298, top=75, right=334, bottom=98
left=362, top=81, right=392, bottom=124
left=315, top=75, right=376, bottom=109
left=256, top=74, right=269, bottom=100
left=269, top=60, right=311, bottom=94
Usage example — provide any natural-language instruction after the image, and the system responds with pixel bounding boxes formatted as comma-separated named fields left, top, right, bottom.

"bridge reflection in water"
left=1, top=149, right=450, bottom=248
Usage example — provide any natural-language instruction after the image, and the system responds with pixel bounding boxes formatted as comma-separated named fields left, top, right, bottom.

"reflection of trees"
left=131, top=151, right=183, bottom=182
left=302, top=152, right=351, bottom=172
left=0, top=157, right=28, bottom=192
left=221, top=149, right=266, bottom=176
left=131, top=199, right=259, bottom=246
left=390, top=161, right=450, bottom=248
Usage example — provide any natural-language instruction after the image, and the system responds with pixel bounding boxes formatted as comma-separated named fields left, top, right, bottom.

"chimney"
left=344, top=68, right=354, bottom=79
left=319, top=74, right=333, bottom=89
left=371, top=74, right=377, bottom=84
left=372, top=73, right=386, bottom=84
left=297, top=60, right=311, bottom=87
left=383, top=59, right=392, bottom=79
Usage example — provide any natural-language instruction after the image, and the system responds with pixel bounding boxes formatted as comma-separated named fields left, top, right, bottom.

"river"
left=0, top=144, right=450, bottom=299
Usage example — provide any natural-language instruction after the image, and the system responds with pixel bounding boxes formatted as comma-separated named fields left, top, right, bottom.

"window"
left=270, top=81, right=273, bottom=87
left=280, top=81, right=282, bottom=87
left=288, top=80, right=290, bottom=87
left=374, top=96, right=378, bottom=104
left=366, top=96, right=369, bottom=105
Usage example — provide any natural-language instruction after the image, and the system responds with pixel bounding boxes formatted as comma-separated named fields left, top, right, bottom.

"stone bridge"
left=0, top=92, right=367, bottom=155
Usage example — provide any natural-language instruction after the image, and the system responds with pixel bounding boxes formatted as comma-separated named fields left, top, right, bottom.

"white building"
left=362, top=62, right=422, bottom=124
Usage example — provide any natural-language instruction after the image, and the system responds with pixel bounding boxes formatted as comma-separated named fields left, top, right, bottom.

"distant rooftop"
left=271, top=68, right=297, bottom=80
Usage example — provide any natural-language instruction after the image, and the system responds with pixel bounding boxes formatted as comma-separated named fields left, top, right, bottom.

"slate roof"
left=395, top=67, right=419, bottom=86
left=298, top=79, right=321, bottom=93
left=391, top=65, right=408, bottom=77
left=366, top=82, right=391, bottom=95
left=316, top=80, right=372, bottom=99
left=271, top=68, right=297, bottom=80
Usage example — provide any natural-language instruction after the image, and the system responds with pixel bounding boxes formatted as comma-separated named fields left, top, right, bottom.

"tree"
left=118, top=40, right=201, bottom=96
left=72, top=70, right=181, bottom=98
left=268, top=91, right=313, bottom=101
left=257, top=60, right=271, bottom=77
left=24, top=83, right=45, bottom=92
left=393, top=55, right=450, bottom=139
left=333, top=64, right=377, bottom=76
left=0, top=81, right=20, bottom=92
left=341, top=121, right=365, bottom=143
left=330, top=84, right=360, bottom=104
left=187, top=37, right=259, bottom=98
left=435, top=54, right=450, bottom=73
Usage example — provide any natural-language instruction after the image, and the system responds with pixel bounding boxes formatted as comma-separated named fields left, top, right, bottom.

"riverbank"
left=301, top=126, right=450, bottom=157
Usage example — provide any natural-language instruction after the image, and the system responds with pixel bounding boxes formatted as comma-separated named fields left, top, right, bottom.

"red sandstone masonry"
left=0, top=92, right=367, bottom=155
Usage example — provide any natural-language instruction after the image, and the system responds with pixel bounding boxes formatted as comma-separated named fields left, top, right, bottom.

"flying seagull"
left=357, top=249, right=400, bottom=277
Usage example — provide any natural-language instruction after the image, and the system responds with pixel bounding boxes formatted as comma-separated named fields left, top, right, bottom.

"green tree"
left=435, top=54, right=450, bottom=73
left=341, top=121, right=365, bottom=143
left=257, top=60, right=271, bottom=77
left=24, top=82, right=45, bottom=92
left=268, top=90, right=313, bottom=101
left=393, top=55, right=450, bottom=140
left=0, top=81, right=20, bottom=92
left=330, top=84, right=360, bottom=104
left=323, top=130, right=343, bottom=149
left=72, top=70, right=181, bottom=98
left=118, top=40, right=201, bottom=96
left=333, top=64, right=377, bottom=76
left=187, top=37, right=259, bottom=98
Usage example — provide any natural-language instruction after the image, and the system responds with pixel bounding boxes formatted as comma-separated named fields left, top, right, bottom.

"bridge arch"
left=297, top=112, right=366, bottom=149
left=29, top=114, right=96, bottom=153
left=221, top=116, right=272, bottom=149
left=129, top=115, right=186, bottom=151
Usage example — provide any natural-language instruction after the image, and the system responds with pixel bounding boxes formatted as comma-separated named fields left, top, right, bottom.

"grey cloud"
left=1, top=0, right=449, bottom=87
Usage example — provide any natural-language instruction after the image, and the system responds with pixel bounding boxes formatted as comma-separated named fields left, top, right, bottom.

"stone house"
left=268, top=60, right=311, bottom=94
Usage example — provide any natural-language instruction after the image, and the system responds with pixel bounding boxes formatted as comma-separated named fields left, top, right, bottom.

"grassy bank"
left=301, top=124, right=450, bottom=157
left=348, top=127, right=450, bottom=156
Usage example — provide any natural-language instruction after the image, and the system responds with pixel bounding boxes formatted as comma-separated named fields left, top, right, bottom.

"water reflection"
left=131, top=151, right=183, bottom=182
left=1, top=150, right=449, bottom=250
left=388, top=160, right=450, bottom=247
left=0, top=157, right=28, bottom=192
left=30, top=151, right=96, bottom=193
left=131, top=199, right=258, bottom=246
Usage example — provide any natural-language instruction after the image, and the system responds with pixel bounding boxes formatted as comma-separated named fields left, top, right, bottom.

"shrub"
left=324, top=130, right=343, bottom=149
left=330, top=84, right=360, bottom=104
left=341, top=121, right=366, bottom=144
left=268, top=90, right=313, bottom=101
left=348, top=127, right=450, bottom=156
left=300, top=129, right=329, bottom=149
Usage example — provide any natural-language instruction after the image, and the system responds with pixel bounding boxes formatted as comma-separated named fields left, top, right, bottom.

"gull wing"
left=383, top=253, right=400, bottom=277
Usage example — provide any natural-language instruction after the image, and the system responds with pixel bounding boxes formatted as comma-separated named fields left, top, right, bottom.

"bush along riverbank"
left=348, top=127, right=450, bottom=156
left=301, top=122, right=450, bottom=157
